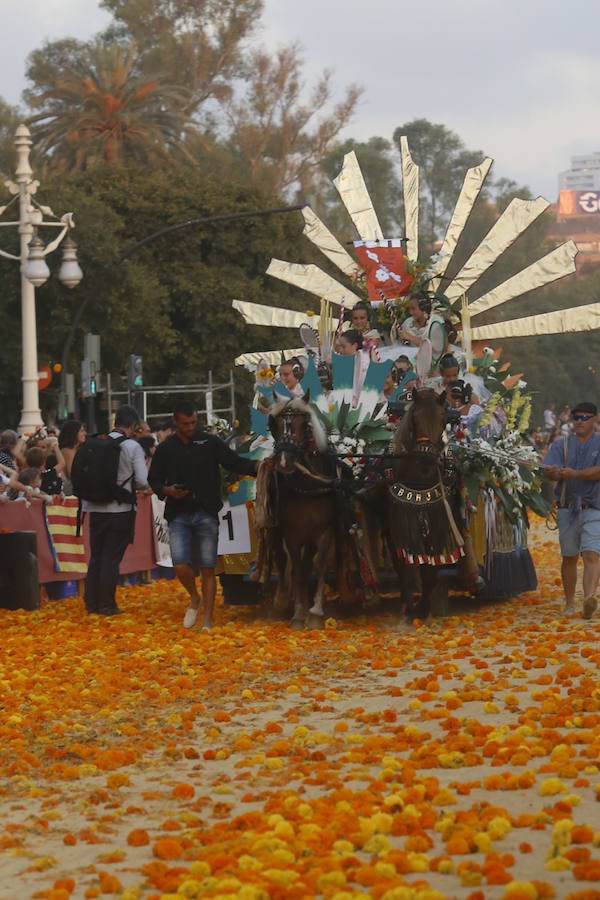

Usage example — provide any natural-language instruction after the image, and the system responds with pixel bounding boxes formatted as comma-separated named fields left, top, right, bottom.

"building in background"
left=559, top=153, right=600, bottom=192
left=553, top=152, right=600, bottom=274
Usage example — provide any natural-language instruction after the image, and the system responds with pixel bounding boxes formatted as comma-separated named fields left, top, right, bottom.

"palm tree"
left=27, top=41, right=189, bottom=170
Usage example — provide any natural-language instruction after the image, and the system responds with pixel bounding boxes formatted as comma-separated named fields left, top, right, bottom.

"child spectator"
left=16, top=467, right=53, bottom=503
left=25, top=446, right=64, bottom=496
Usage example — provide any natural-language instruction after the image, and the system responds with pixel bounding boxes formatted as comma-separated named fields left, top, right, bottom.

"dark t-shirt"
left=41, top=467, right=64, bottom=496
left=148, top=430, right=256, bottom=521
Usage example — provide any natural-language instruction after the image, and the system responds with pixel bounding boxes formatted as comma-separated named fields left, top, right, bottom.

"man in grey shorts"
left=543, top=401, right=600, bottom=619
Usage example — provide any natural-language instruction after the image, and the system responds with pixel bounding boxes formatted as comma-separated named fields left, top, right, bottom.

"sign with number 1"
left=217, top=501, right=251, bottom=555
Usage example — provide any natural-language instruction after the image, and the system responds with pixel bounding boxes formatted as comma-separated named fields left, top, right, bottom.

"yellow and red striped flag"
left=44, top=498, right=87, bottom=574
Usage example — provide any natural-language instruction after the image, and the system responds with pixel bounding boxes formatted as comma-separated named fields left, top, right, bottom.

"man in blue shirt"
left=543, top=401, right=600, bottom=619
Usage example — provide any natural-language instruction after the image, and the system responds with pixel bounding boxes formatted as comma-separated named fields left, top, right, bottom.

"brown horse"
left=255, top=395, right=344, bottom=628
left=385, top=389, right=464, bottom=621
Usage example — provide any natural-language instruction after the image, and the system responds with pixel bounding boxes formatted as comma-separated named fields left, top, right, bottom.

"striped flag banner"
left=44, top=498, right=87, bottom=574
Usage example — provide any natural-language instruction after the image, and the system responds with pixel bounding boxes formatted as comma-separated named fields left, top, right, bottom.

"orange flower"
left=152, top=838, right=183, bottom=860
left=127, top=829, right=150, bottom=847
left=172, top=783, right=195, bottom=799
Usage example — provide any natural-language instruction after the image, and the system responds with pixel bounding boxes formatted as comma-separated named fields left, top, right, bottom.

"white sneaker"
left=183, top=606, right=200, bottom=629
left=583, top=596, right=598, bottom=620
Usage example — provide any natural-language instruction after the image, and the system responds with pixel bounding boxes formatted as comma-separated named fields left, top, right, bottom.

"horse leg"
left=287, top=543, right=308, bottom=630
left=417, top=566, right=437, bottom=620
left=308, top=531, right=331, bottom=619
left=271, top=530, right=292, bottom=617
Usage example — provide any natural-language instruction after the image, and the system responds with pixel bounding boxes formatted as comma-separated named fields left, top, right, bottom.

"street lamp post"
left=0, top=124, right=83, bottom=434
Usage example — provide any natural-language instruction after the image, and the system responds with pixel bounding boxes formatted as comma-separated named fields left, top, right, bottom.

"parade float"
left=218, top=140, right=600, bottom=616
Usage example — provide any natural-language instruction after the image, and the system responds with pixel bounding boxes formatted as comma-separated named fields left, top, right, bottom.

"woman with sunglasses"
left=543, top=401, right=600, bottom=620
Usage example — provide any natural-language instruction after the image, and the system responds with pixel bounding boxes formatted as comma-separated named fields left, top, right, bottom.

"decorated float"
left=217, top=140, right=600, bottom=617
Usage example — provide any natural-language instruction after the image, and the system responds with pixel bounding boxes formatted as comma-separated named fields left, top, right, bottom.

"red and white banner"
left=354, top=239, right=414, bottom=304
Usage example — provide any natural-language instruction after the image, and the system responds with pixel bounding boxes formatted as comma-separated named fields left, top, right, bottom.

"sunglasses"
left=572, top=413, right=594, bottom=422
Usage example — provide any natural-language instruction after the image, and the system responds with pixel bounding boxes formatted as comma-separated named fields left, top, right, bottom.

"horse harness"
left=271, top=406, right=337, bottom=497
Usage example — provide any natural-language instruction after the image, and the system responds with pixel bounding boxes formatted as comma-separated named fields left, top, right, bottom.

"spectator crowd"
left=0, top=417, right=175, bottom=507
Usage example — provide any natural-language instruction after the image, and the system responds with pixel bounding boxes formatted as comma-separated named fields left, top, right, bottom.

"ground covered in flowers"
left=1, top=523, right=600, bottom=900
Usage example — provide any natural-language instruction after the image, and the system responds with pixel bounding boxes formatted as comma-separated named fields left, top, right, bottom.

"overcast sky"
left=1, top=0, right=598, bottom=200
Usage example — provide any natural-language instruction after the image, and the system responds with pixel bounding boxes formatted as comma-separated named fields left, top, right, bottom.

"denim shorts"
left=557, top=507, right=600, bottom=557
left=169, top=509, right=219, bottom=569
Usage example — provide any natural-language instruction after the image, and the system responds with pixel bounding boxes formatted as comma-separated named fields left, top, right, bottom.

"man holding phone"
left=543, top=401, right=600, bottom=619
left=148, top=400, right=258, bottom=630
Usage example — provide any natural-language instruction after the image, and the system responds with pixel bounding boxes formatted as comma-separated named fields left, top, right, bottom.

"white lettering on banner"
left=578, top=191, right=600, bottom=213
left=151, top=494, right=173, bottom=567
left=217, top=501, right=251, bottom=555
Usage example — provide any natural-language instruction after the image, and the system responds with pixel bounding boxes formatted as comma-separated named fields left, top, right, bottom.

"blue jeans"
left=169, top=509, right=218, bottom=569
left=557, top=507, right=600, bottom=557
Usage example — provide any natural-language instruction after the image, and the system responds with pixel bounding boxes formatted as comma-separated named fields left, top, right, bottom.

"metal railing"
left=106, top=370, right=236, bottom=426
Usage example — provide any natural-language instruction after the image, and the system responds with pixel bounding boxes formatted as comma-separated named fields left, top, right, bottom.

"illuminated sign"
left=559, top=190, right=600, bottom=216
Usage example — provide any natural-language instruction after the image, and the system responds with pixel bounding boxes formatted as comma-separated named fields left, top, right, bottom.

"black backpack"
left=71, top=433, right=135, bottom=504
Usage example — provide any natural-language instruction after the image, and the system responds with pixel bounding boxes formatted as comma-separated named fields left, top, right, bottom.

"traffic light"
left=81, top=359, right=98, bottom=398
left=128, top=354, right=143, bottom=392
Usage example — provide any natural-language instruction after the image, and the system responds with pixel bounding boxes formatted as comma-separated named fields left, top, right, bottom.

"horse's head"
left=391, top=388, right=447, bottom=479
left=268, top=393, right=327, bottom=475
left=411, top=389, right=447, bottom=456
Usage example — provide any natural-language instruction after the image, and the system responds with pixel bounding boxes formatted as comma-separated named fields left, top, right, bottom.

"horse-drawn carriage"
left=216, top=140, right=588, bottom=624
left=218, top=348, right=545, bottom=626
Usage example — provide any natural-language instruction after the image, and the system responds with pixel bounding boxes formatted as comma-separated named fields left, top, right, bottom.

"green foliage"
left=0, top=158, right=308, bottom=425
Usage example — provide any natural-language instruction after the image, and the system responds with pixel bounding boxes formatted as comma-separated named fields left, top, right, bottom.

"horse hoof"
left=264, top=603, right=290, bottom=621
left=405, top=605, right=428, bottom=625
left=290, top=618, right=306, bottom=631
left=305, top=612, right=325, bottom=630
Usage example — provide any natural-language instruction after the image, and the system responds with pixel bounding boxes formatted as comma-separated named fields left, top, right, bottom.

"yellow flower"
left=539, top=777, right=566, bottom=796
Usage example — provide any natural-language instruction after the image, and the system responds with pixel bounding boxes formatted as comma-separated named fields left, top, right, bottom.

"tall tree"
left=25, top=40, right=189, bottom=171
left=100, top=0, right=263, bottom=118
left=222, top=43, right=362, bottom=201
left=392, top=118, right=485, bottom=253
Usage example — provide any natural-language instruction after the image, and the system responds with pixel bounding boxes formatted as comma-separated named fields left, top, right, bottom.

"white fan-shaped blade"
left=445, top=197, right=550, bottom=303
left=471, top=303, right=600, bottom=340
left=232, top=299, right=320, bottom=329
left=266, top=259, right=363, bottom=306
left=400, top=137, right=419, bottom=262
left=332, top=151, right=383, bottom=240
left=468, top=241, right=579, bottom=318
left=302, top=207, right=360, bottom=277
left=429, top=157, right=493, bottom=293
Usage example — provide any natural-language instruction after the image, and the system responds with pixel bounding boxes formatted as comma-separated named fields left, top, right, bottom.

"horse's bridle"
left=270, top=404, right=336, bottom=489
left=413, top=436, right=443, bottom=461
left=272, top=407, right=311, bottom=458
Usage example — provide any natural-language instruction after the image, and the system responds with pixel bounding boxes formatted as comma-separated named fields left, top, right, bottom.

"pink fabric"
left=0, top=495, right=155, bottom=583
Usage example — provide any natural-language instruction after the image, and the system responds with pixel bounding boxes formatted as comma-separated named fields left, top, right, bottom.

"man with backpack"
left=73, top=405, right=150, bottom=616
